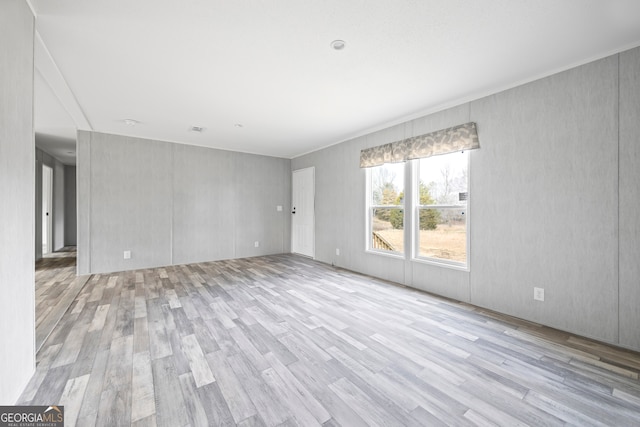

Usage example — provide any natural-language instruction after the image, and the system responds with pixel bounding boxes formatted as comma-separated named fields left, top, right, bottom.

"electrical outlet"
left=254, top=241, right=260, bottom=248
left=124, top=250, right=131, bottom=259
left=534, top=287, right=544, bottom=301
left=336, top=248, right=340, bottom=256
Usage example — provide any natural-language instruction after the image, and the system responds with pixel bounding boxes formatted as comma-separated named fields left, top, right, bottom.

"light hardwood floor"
left=35, top=247, right=90, bottom=351
left=21, top=254, right=640, bottom=426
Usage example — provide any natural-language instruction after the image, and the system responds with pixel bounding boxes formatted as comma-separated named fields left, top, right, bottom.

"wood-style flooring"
left=21, top=254, right=640, bottom=426
left=35, top=247, right=90, bottom=351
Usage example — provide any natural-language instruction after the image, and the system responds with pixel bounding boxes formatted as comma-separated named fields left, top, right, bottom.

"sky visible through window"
left=419, top=151, right=468, bottom=205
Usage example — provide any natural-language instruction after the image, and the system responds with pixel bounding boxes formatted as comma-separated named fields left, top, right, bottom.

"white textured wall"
left=619, top=47, right=640, bottom=350
left=35, top=150, right=42, bottom=260
left=77, top=131, right=291, bottom=274
left=53, top=160, right=65, bottom=251
left=85, top=132, right=173, bottom=273
left=470, top=55, right=619, bottom=343
left=64, top=165, right=77, bottom=246
left=293, top=47, right=640, bottom=352
left=0, top=0, right=35, bottom=404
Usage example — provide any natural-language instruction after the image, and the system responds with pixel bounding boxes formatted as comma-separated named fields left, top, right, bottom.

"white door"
left=42, top=165, right=53, bottom=255
left=291, top=167, right=315, bottom=258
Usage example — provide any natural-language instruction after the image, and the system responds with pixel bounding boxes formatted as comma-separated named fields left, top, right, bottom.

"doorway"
left=291, top=167, right=315, bottom=258
left=42, top=164, right=53, bottom=255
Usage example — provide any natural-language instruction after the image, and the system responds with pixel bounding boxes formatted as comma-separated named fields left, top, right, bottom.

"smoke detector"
left=330, top=40, right=346, bottom=50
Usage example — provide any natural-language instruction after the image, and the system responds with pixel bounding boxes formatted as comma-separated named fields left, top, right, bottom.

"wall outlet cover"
left=336, top=248, right=340, bottom=256
left=124, top=250, right=131, bottom=259
left=534, top=287, right=544, bottom=301
left=254, top=241, right=260, bottom=248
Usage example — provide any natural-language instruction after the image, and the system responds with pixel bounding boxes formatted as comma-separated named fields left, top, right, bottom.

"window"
left=361, top=122, right=477, bottom=268
left=368, top=162, right=404, bottom=254
left=415, top=151, right=468, bottom=266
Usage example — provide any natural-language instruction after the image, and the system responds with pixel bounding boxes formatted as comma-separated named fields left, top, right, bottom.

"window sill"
left=366, top=248, right=406, bottom=260
left=411, top=256, right=470, bottom=272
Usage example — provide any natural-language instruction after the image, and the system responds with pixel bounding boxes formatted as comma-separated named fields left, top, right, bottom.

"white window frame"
left=365, top=154, right=470, bottom=271
left=411, top=152, right=470, bottom=271
left=365, top=165, right=405, bottom=258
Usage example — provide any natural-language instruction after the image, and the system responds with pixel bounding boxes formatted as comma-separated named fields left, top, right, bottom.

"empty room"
left=2, top=0, right=640, bottom=426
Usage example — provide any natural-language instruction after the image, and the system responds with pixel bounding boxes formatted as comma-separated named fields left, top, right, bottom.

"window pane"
left=368, top=163, right=404, bottom=254
left=371, top=163, right=404, bottom=206
left=418, top=151, right=468, bottom=206
left=417, top=207, right=466, bottom=262
left=371, top=208, right=404, bottom=253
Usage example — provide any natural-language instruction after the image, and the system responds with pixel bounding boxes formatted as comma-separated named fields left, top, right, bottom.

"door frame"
left=42, top=164, right=53, bottom=255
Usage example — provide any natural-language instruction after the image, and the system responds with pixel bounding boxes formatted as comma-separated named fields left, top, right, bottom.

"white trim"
left=365, top=167, right=371, bottom=254
left=411, top=256, right=470, bottom=272
left=25, top=0, right=37, bottom=17
left=466, top=150, right=472, bottom=273
left=365, top=248, right=406, bottom=260
left=415, top=204, right=466, bottom=209
left=35, top=31, right=92, bottom=130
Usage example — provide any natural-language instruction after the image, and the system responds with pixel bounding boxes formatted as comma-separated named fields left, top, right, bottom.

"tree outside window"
left=369, top=163, right=404, bottom=254
left=416, top=151, right=468, bottom=265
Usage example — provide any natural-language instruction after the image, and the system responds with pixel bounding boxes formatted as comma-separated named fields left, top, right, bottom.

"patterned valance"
left=359, top=122, right=480, bottom=168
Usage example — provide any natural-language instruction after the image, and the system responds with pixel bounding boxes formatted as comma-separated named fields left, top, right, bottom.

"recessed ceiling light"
left=330, top=40, right=346, bottom=50
left=190, top=126, right=205, bottom=133
left=123, top=119, right=139, bottom=126
left=234, top=123, right=243, bottom=128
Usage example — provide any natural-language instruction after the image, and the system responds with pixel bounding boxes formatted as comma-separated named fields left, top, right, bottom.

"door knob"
left=292, top=207, right=296, bottom=214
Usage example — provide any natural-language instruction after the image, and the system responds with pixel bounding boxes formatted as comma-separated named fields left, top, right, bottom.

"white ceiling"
left=35, top=69, right=78, bottom=165
left=31, top=0, right=640, bottom=162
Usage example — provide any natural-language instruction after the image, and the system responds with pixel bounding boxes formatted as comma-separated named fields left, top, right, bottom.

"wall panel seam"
left=170, top=144, right=174, bottom=266
left=88, top=132, right=92, bottom=273
left=616, top=53, right=621, bottom=345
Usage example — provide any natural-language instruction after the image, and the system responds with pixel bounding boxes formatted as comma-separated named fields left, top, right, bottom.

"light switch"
left=277, top=205, right=283, bottom=211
